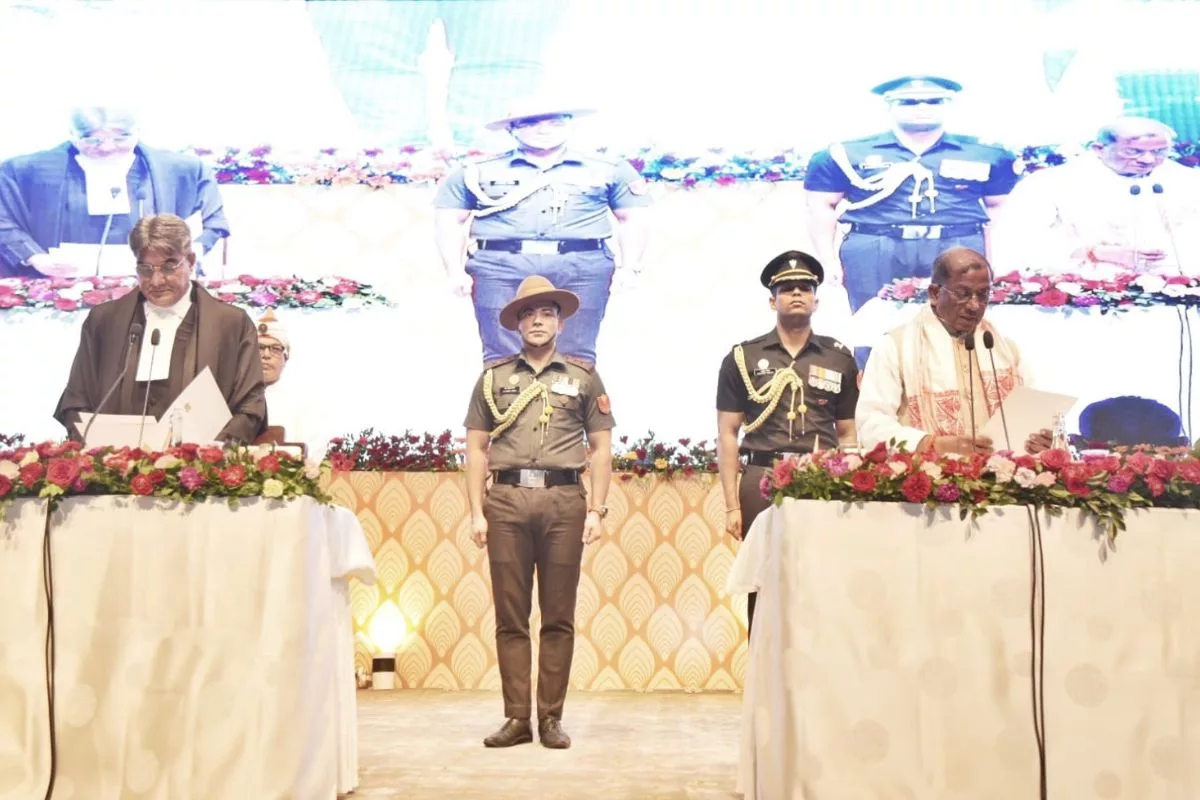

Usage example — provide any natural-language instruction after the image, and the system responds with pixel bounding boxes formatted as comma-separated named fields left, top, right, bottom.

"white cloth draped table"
left=0, top=496, right=375, bottom=799
left=727, top=499, right=1200, bottom=800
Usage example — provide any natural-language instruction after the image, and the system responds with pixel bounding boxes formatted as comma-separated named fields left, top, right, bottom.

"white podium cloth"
left=0, top=496, right=375, bottom=799
left=727, top=499, right=1200, bottom=800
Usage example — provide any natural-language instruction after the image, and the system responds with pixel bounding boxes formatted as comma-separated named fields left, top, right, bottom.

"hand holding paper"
left=982, top=386, right=1077, bottom=453
left=75, top=368, right=232, bottom=449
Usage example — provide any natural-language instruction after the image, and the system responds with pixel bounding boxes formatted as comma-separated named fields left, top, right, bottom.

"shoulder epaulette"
left=816, top=334, right=852, bottom=354
left=483, top=354, right=519, bottom=370
left=562, top=355, right=595, bottom=372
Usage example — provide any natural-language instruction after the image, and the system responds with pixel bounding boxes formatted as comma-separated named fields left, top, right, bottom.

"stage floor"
left=351, top=690, right=742, bottom=799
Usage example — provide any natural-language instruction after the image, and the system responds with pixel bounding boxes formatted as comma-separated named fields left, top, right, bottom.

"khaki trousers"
left=484, top=483, right=587, bottom=720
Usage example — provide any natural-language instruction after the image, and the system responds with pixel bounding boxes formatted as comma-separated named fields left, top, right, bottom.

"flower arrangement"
left=185, top=142, right=1199, bottom=189
left=0, top=275, right=391, bottom=313
left=326, top=429, right=465, bottom=472
left=612, top=433, right=718, bottom=479
left=878, top=270, right=1200, bottom=312
left=762, top=442, right=1200, bottom=545
left=0, top=440, right=329, bottom=518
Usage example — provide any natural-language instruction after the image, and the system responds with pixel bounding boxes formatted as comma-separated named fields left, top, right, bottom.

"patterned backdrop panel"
left=327, top=471, right=748, bottom=692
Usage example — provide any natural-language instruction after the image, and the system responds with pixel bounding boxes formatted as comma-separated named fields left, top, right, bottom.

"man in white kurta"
left=991, top=117, right=1200, bottom=276
left=256, top=311, right=332, bottom=460
left=857, top=247, right=1040, bottom=455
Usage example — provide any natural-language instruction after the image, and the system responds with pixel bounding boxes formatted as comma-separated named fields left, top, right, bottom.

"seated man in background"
left=54, top=214, right=264, bottom=444
left=0, top=106, right=230, bottom=279
left=256, top=310, right=291, bottom=446
left=857, top=247, right=1050, bottom=456
left=992, top=117, right=1200, bottom=275
left=254, top=310, right=330, bottom=459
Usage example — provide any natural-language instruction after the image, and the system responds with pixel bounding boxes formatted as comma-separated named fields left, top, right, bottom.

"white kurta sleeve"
left=855, top=335, right=928, bottom=451
left=988, top=168, right=1083, bottom=274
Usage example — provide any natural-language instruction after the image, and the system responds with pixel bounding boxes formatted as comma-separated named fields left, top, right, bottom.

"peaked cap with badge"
left=760, top=250, right=825, bottom=290
left=870, top=75, right=963, bottom=99
left=485, top=97, right=596, bottom=131
left=498, top=275, right=581, bottom=331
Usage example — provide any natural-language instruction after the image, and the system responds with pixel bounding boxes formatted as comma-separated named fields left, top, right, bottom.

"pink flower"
left=770, top=457, right=796, bottom=489
left=934, top=483, right=961, bottom=502
left=1106, top=473, right=1132, bottom=493
left=758, top=472, right=771, bottom=499
left=179, top=466, right=205, bottom=491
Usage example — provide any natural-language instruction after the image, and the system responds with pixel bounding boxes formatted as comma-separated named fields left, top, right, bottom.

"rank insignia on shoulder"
left=484, top=355, right=519, bottom=370
left=597, top=394, right=611, bottom=415
left=563, top=355, right=595, bottom=371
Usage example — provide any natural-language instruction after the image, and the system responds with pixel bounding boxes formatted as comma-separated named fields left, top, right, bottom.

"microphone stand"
left=94, top=187, right=121, bottom=278
left=1150, top=182, right=1196, bottom=439
left=965, top=335, right=978, bottom=450
left=137, top=329, right=161, bottom=449
left=982, top=330, right=1012, bottom=451
left=80, top=322, right=144, bottom=445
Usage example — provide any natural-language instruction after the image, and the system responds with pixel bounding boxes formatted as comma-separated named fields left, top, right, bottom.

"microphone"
left=94, top=187, right=121, bottom=277
left=982, top=330, right=1012, bottom=451
left=137, top=329, right=161, bottom=449
left=80, top=322, right=143, bottom=445
left=1152, top=183, right=1164, bottom=194
left=965, top=334, right=978, bottom=451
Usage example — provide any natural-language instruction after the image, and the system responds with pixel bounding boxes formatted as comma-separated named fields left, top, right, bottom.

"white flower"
left=920, top=462, right=943, bottom=480
left=1054, top=281, right=1083, bottom=296
left=304, top=460, right=322, bottom=480
left=153, top=455, right=182, bottom=470
left=1013, top=467, right=1038, bottom=488
left=1020, top=282, right=1043, bottom=293
left=844, top=454, right=863, bottom=471
left=262, top=478, right=285, bottom=498
left=56, top=281, right=95, bottom=301
left=1162, top=284, right=1187, bottom=297
left=19, top=451, right=39, bottom=467
left=1034, top=471, right=1057, bottom=488
left=1133, top=274, right=1167, bottom=294
left=250, top=444, right=274, bottom=460
left=0, top=460, right=19, bottom=479
left=987, top=454, right=1016, bottom=484
left=887, top=461, right=908, bottom=476
left=221, top=283, right=251, bottom=294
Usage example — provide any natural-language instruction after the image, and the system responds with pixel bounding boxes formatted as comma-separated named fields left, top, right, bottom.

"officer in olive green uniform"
left=463, top=275, right=614, bottom=750
left=716, top=251, right=860, bottom=635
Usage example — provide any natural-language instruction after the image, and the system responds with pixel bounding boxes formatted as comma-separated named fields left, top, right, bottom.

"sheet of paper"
left=74, top=413, right=166, bottom=449
left=981, top=386, right=1078, bottom=450
left=83, top=179, right=131, bottom=216
left=52, top=243, right=137, bottom=277
left=185, top=212, right=204, bottom=242
left=163, top=367, right=232, bottom=443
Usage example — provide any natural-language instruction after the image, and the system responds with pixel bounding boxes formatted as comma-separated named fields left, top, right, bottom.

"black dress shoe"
left=483, top=718, right=533, bottom=748
left=538, top=718, right=571, bottom=749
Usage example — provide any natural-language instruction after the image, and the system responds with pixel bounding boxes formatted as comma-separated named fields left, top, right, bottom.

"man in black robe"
left=54, top=213, right=265, bottom=444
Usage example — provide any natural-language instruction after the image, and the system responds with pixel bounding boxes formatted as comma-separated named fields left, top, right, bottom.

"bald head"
left=931, top=246, right=990, bottom=286
left=1094, top=116, right=1175, bottom=177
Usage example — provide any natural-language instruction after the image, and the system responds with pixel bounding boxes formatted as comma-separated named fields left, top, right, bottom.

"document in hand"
left=75, top=368, right=232, bottom=448
left=981, top=386, right=1078, bottom=450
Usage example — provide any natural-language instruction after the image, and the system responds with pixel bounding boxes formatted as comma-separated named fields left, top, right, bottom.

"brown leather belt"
left=493, top=468, right=580, bottom=488
left=743, top=451, right=806, bottom=468
left=477, top=239, right=603, bottom=255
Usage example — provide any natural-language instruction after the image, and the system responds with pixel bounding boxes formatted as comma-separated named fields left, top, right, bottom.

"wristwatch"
left=588, top=505, right=609, bottom=519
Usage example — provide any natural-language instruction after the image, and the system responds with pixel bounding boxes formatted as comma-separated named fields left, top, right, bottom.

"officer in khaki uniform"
left=463, top=275, right=614, bottom=750
left=715, top=251, right=860, bottom=635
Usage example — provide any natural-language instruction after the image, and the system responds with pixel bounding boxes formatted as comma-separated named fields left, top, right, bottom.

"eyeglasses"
left=259, top=343, right=286, bottom=356
left=75, top=132, right=136, bottom=147
left=135, top=260, right=186, bottom=278
left=944, top=286, right=992, bottom=304
left=774, top=281, right=816, bottom=295
left=1113, top=146, right=1171, bottom=159
left=891, top=97, right=949, bottom=106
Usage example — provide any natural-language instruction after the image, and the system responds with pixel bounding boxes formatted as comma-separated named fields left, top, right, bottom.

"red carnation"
left=19, top=462, right=45, bottom=489
left=1125, top=452, right=1152, bottom=475
left=257, top=454, right=281, bottom=475
left=1033, top=288, right=1070, bottom=307
left=1148, top=459, right=1177, bottom=481
left=1039, top=449, right=1070, bottom=471
left=46, top=458, right=82, bottom=488
left=901, top=472, right=933, bottom=503
left=130, top=474, right=154, bottom=496
left=147, top=469, right=167, bottom=486
left=1013, top=454, right=1037, bottom=471
left=198, top=446, right=225, bottom=464
left=865, top=442, right=889, bottom=464
left=0, top=475, right=11, bottom=497
left=850, top=471, right=877, bottom=494
left=1177, top=460, right=1200, bottom=484
left=1146, top=476, right=1167, bottom=497
left=219, top=464, right=246, bottom=488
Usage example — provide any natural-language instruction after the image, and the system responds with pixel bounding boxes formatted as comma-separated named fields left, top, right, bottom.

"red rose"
left=1124, top=452, right=1152, bottom=475
left=219, top=464, right=246, bottom=488
left=901, top=472, right=933, bottom=503
left=971, top=489, right=989, bottom=504
left=46, top=457, right=82, bottom=488
left=328, top=453, right=355, bottom=472
left=257, top=454, right=281, bottom=474
left=1033, top=288, right=1069, bottom=307
left=198, top=446, right=225, bottom=464
left=865, top=442, right=889, bottom=464
left=1177, top=460, right=1200, bottom=484
left=19, top=462, right=45, bottom=489
left=81, top=290, right=110, bottom=306
left=148, top=469, right=167, bottom=486
left=53, top=298, right=79, bottom=311
left=851, top=471, right=878, bottom=493
left=130, top=474, right=154, bottom=496
left=1039, top=449, right=1070, bottom=471
left=1146, top=476, right=1166, bottom=497
left=1148, top=459, right=1177, bottom=481
left=892, top=283, right=917, bottom=300
left=0, top=475, right=11, bottom=497
left=0, top=295, right=22, bottom=309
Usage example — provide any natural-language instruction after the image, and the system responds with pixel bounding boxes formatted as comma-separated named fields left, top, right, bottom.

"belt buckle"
left=520, top=240, right=559, bottom=256
left=518, top=468, right=548, bottom=488
left=901, top=225, right=926, bottom=240
left=926, top=225, right=943, bottom=239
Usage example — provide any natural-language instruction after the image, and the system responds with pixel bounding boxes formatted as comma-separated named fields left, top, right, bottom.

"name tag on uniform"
left=752, top=357, right=775, bottom=377
left=939, top=159, right=991, bottom=182
left=859, top=155, right=894, bottom=170
left=551, top=378, right=580, bottom=397
left=808, top=365, right=842, bottom=393
left=498, top=386, right=521, bottom=396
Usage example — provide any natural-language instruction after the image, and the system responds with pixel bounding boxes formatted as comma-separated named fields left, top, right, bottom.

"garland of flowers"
left=0, top=275, right=391, bottom=313
left=879, top=270, right=1200, bottom=312
left=612, top=433, right=718, bottom=480
left=762, top=441, right=1200, bottom=549
left=0, top=440, right=329, bottom=519
left=188, top=142, right=1200, bottom=190
left=326, top=430, right=465, bottom=472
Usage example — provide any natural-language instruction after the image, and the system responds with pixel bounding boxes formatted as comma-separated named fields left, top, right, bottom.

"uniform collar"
left=508, top=148, right=587, bottom=169
left=515, top=349, right=569, bottom=374
left=875, top=130, right=960, bottom=153
left=760, top=327, right=823, bottom=354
